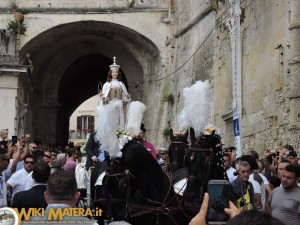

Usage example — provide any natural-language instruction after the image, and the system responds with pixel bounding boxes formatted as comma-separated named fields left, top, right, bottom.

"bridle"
left=94, top=160, right=135, bottom=221
left=183, top=137, right=215, bottom=208
left=94, top=162, right=185, bottom=224
left=168, top=141, right=188, bottom=172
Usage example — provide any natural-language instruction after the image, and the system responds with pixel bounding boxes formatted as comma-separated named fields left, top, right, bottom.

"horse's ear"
left=170, top=128, right=174, bottom=141
left=211, top=129, right=216, bottom=136
left=184, top=130, right=189, bottom=142
left=190, top=127, right=196, bottom=146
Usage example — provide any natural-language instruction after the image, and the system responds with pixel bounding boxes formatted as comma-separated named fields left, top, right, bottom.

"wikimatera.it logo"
left=0, top=207, right=18, bottom=225
left=1, top=207, right=103, bottom=224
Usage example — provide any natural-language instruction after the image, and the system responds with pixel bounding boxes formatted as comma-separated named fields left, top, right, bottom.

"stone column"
left=31, top=101, right=60, bottom=145
left=288, top=0, right=300, bottom=150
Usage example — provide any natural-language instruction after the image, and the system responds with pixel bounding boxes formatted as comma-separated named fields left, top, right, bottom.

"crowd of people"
left=154, top=142, right=300, bottom=225
left=0, top=129, right=83, bottom=207
left=1, top=56, right=299, bottom=225
left=188, top=145, right=300, bottom=225
left=1, top=126, right=300, bottom=225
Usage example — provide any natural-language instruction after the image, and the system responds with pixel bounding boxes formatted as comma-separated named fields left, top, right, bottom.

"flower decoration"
left=116, top=129, right=133, bottom=139
left=203, top=124, right=216, bottom=135
left=205, top=127, right=215, bottom=135
left=116, top=129, right=126, bottom=139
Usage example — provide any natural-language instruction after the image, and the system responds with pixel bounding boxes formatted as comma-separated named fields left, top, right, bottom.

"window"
left=76, top=115, right=94, bottom=139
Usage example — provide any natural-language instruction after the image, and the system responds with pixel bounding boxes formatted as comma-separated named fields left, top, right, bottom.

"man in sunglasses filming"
left=6, top=154, right=35, bottom=201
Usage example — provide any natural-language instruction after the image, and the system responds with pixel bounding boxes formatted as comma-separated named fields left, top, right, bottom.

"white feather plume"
left=178, top=80, right=212, bottom=136
left=177, top=108, right=189, bottom=132
left=125, top=101, right=147, bottom=136
left=95, top=99, right=122, bottom=157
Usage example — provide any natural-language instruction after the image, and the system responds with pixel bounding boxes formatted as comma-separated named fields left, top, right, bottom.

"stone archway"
left=19, top=20, right=160, bottom=145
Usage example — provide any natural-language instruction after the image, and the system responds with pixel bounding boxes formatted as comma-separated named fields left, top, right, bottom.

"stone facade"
left=0, top=0, right=299, bottom=154
left=0, top=0, right=168, bottom=9
left=164, top=0, right=300, bottom=154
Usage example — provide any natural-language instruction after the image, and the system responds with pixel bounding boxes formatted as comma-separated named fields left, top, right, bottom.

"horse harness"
left=127, top=172, right=189, bottom=225
left=96, top=166, right=188, bottom=225
left=183, top=138, right=215, bottom=209
left=168, top=141, right=188, bottom=171
left=94, top=166, right=135, bottom=221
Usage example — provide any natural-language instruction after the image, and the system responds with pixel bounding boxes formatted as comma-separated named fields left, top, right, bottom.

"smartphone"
left=207, top=180, right=230, bottom=224
left=12, top=135, right=18, bottom=146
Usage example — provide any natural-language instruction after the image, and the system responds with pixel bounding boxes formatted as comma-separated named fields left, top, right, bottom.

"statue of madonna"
left=98, top=57, right=131, bottom=131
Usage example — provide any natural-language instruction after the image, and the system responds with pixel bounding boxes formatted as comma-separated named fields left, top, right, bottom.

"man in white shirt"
left=24, top=150, right=52, bottom=190
left=6, top=154, right=35, bottom=199
left=223, top=153, right=236, bottom=183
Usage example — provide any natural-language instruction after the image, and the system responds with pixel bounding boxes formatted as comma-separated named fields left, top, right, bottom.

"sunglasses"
left=24, top=161, right=34, bottom=165
left=32, top=147, right=37, bottom=149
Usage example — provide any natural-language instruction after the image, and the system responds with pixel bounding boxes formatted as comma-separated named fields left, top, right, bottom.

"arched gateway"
left=0, top=4, right=171, bottom=145
left=21, top=21, right=161, bottom=145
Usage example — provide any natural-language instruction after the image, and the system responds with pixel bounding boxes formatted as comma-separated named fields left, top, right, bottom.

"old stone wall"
left=0, top=0, right=168, bottom=9
left=151, top=0, right=217, bottom=148
left=163, top=0, right=299, bottom=154
left=1, top=0, right=299, bottom=153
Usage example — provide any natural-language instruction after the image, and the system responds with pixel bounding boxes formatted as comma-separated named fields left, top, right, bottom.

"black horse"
left=93, top=157, right=137, bottom=224
left=183, top=128, right=228, bottom=209
left=119, top=139, right=190, bottom=225
left=93, top=129, right=226, bottom=225
left=167, top=129, right=189, bottom=199
left=168, top=129, right=189, bottom=174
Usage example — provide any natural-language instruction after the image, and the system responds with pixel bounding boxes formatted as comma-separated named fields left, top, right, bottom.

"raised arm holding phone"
left=189, top=192, right=284, bottom=225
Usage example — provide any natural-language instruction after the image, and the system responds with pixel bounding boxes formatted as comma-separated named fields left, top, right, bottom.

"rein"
left=94, top=167, right=136, bottom=222
left=184, top=146, right=214, bottom=206
left=169, top=141, right=188, bottom=145
left=127, top=169, right=188, bottom=225
left=105, top=169, right=136, bottom=179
